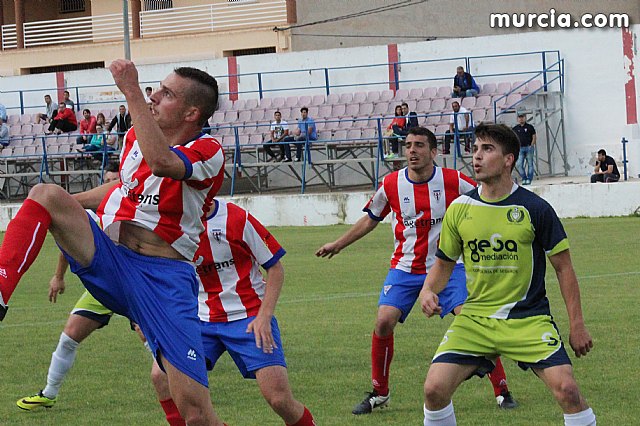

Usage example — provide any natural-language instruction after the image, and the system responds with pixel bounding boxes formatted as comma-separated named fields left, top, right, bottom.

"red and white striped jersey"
left=98, top=127, right=225, bottom=261
left=364, top=166, right=476, bottom=274
left=196, top=200, right=285, bottom=323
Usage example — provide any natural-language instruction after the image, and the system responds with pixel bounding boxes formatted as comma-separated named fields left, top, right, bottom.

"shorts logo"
left=403, top=196, right=410, bottom=204
left=383, top=285, right=392, bottom=295
left=187, top=349, right=197, bottom=361
left=0, top=268, right=6, bottom=279
left=541, top=332, right=558, bottom=347
left=433, top=189, right=441, bottom=202
left=507, top=207, right=525, bottom=223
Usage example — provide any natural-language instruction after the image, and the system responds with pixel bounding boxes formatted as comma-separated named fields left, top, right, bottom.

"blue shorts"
left=201, top=316, right=287, bottom=379
left=62, top=214, right=209, bottom=387
left=378, top=263, right=468, bottom=322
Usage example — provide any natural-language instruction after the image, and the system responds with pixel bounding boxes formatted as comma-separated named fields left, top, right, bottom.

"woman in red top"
left=46, top=103, right=78, bottom=134
left=387, top=105, right=406, bottom=132
left=384, top=105, right=406, bottom=159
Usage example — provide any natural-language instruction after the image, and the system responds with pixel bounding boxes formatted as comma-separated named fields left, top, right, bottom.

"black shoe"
left=352, top=390, right=390, bottom=415
left=496, top=391, right=518, bottom=409
left=0, top=302, right=7, bottom=321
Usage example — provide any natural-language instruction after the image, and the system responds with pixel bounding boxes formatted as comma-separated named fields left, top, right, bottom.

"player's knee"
left=28, top=183, right=64, bottom=206
left=264, top=391, right=292, bottom=413
left=177, top=402, right=208, bottom=426
left=553, top=379, right=582, bottom=408
left=423, top=379, right=449, bottom=409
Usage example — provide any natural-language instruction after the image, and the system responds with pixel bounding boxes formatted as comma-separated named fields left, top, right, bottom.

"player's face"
left=104, top=171, right=119, bottom=183
left=405, top=134, right=436, bottom=175
left=472, top=137, right=513, bottom=183
left=149, top=73, right=193, bottom=129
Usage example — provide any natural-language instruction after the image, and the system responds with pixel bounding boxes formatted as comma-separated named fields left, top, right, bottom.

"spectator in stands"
left=62, top=90, right=75, bottom=110
left=444, top=101, right=473, bottom=154
left=452, top=66, right=479, bottom=98
left=383, top=105, right=406, bottom=159
left=95, top=112, right=107, bottom=128
left=46, top=103, right=77, bottom=135
left=266, top=110, right=289, bottom=162
left=79, top=124, right=116, bottom=163
left=0, top=117, right=9, bottom=147
left=590, top=149, right=620, bottom=183
left=513, top=112, right=537, bottom=185
left=76, top=109, right=97, bottom=145
left=283, top=106, right=317, bottom=162
left=144, top=86, right=153, bottom=104
left=39, top=95, right=58, bottom=124
left=0, top=102, right=7, bottom=122
left=107, top=104, right=131, bottom=148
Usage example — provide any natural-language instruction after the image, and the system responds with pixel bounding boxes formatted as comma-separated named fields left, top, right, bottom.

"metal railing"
left=1, top=0, right=286, bottom=50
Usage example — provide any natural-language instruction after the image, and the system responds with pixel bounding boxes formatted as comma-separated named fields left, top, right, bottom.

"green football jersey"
left=436, top=184, right=569, bottom=319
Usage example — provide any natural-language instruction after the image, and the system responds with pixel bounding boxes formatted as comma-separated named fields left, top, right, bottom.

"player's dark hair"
left=300, top=107, right=309, bottom=113
left=598, top=149, right=606, bottom=156
left=474, top=123, right=520, bottom=170
left=401, top=102, right=409, bottom=108
left=174, top=67, right=220, bottom=126
left=408, top=126, right=437, bottom=150
left=83, top=108, right=91, bottom=114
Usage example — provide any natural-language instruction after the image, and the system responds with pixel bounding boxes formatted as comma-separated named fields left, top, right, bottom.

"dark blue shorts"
left=201, top=316, right=287, bottom=379
left=378, top=263, right=468, bottom=322
left=62, top=214, right=209, bottom=387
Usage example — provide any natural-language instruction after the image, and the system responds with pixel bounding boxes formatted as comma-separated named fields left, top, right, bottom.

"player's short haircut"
left=64, top=90, right=70, bottom=95
left=174, top=67, right=220, bottom=126
left=145, top=86, right=152, bottom=91
left=408, top=126, right=437, bottom=150
left=300, top=106, right=309, bottom=113
left=83, top=108, right=91, bottom=114
left=274, top=110, right=281, bottom=116
left=597, top=149, right=606, bottom=156
left=474, top=123, right=520, bottom=170
left=401, top=102, right=409, bottom=108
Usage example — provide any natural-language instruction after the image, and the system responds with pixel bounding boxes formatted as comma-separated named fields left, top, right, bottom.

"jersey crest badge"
left=210, top=228, right=222, bottom=242
left=507, top=207, right=525, bottom=223
left=383, top=285, right=392, bottom=295
left=433, top=189, right=442, bottom=202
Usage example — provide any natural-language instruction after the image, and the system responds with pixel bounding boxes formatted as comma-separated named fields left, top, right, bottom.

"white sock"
left=564, top=408, right=596, bottom=426
left=424, top=401, right=456, bottom=426
left=42, top=332, right=79, bottom=398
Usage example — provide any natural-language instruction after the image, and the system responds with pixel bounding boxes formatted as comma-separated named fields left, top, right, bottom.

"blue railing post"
left=40, top=136, right=49, bottom=181
left=541, top=53, right=548, bottom=91
left=324, top=68, right=330, bottom=96
left=74, top=87, right=80, bottom=111
left=465, top=57, right=470, bottom=73
left=375, top=118, right=383, bottom=188
left=393, top=63, right=399, bottom=91
left=257, top=73, right=263, bottom=99
left=621, top=137, right=628, bottom=181
left=19, top=91, right=25, bottom=115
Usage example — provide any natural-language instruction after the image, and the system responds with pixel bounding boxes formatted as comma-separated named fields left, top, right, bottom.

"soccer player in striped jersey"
left=316, top=126, right=516, bottom=415
left=148, top=200, right=315, bottom=426
left=0, top=60, right=226, bottom=426
left=420, top=123, right=594, bottom=426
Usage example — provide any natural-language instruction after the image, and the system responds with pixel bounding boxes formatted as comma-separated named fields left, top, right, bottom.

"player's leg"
left=256, top=366, right=314, bottom=426
left=161, top=354, right=224, bottom=426
left=440, top=264, right=517, bottom=409
left=534, top=365, right=595, bottom=425
left=150, top=360, right=186, bottom=426
left=0, top=184, right=95, bottom=316
left=423, top=362, right=478, bottom=425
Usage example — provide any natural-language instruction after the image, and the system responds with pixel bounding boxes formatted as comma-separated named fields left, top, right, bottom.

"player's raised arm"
left=548, top=249, right=593, bottom=358
left=419, top=258, right=456, bottom=318
left=315, top=215, right=378, bottom=258
left=246, top=261, right=284, bottom=354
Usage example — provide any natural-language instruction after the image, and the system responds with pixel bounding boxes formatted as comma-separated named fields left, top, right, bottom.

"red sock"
left=287, top=406, right=315, bottom=426
left=488, top=357, right=509, bottom=397
left=159, top=398, right=186, bottom=426
left=371, top=332, right=394, bottom=396
left=0, top=199, right=51, bottom=304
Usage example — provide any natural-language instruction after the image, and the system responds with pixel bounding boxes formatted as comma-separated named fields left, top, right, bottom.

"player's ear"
left=183, top=106, right=201, bottom=123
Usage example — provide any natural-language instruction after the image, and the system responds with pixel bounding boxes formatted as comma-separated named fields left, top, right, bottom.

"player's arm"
left=549, top=249, right=593, bottom=358
left=246, top=261, right=284, bottom=354
left=73, top=179, right=119, bottom=210
left=109, top=59, right=185, bottom=179
left=419, top=257, right=456, bottom=318
left=315, top=215, right=379, bottom=258
left=49, top=253, right=69, bottom=303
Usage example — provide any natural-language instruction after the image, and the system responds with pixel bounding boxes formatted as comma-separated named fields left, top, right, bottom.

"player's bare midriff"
left=118, top=221, right=184, bottom=260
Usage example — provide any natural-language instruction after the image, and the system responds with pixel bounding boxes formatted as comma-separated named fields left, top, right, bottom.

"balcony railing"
left=1, top=0, right=286, bottom=50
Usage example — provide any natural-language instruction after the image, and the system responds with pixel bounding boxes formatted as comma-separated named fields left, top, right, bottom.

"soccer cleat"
left=496, top=391, right=518, bottom=409
left=17, top=391, right=57, bottom=411
left=0, top=292, right=7, bottom=321
left=352, top=390, right=390, bottom=415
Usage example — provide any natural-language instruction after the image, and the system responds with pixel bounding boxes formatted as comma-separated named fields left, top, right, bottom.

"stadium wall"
left=0, top=182, right=637, bottom=231
left=0, top=26, right=638, bottom=177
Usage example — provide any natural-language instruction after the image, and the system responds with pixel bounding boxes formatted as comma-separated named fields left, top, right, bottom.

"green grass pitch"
left=0, top=216, right=638, bottom=425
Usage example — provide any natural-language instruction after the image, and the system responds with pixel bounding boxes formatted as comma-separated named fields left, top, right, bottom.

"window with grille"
left=59, top=0, right=85, bottom=14
left=143, top=0, right=174, bottom=11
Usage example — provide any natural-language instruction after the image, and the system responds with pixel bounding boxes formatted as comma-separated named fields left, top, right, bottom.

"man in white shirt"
left=444, top=101, right=473, bottom=155
left=265, top=110, right=289, bottom=162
